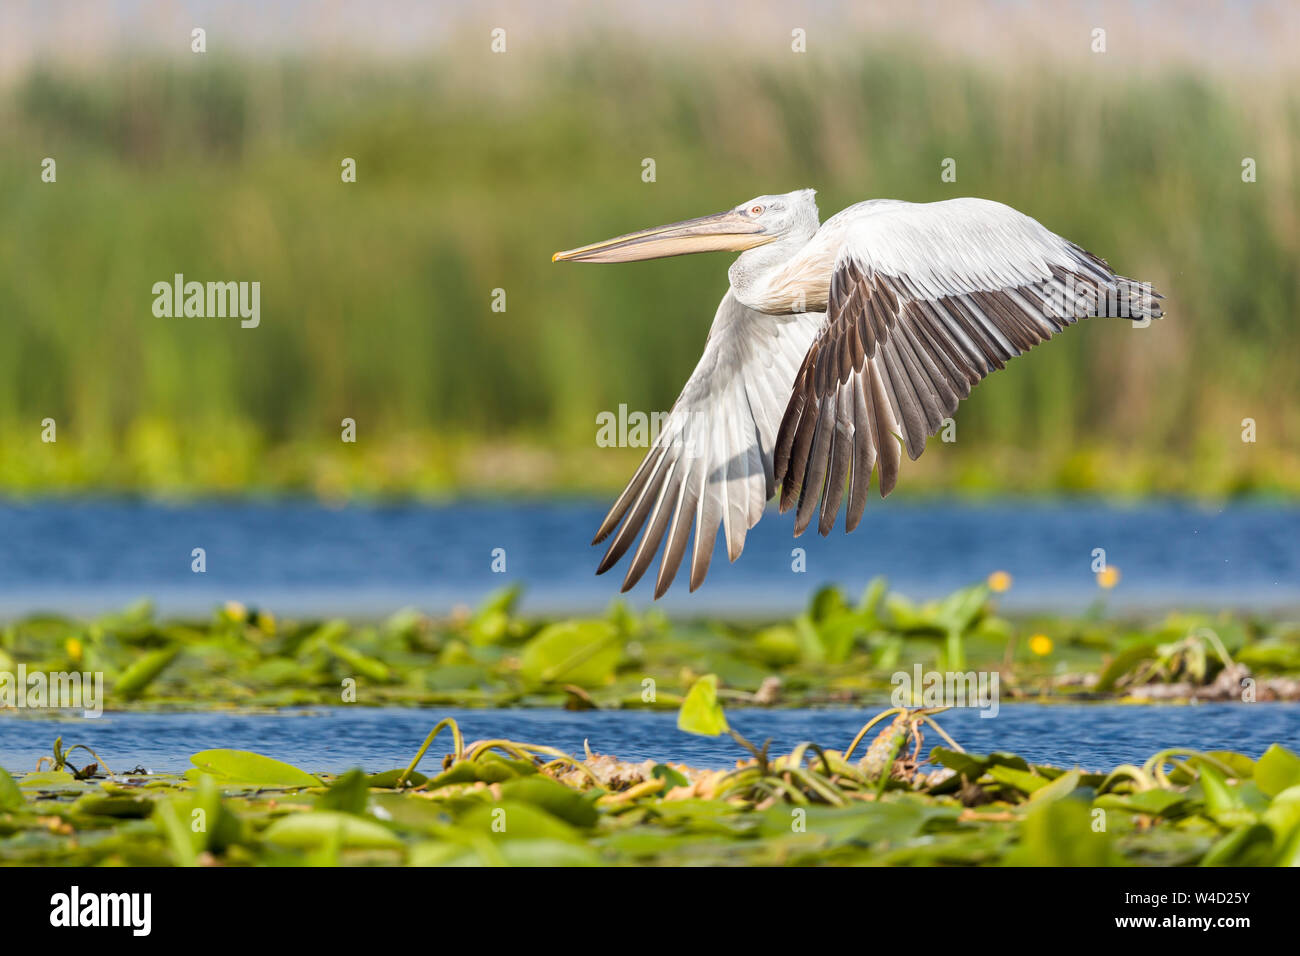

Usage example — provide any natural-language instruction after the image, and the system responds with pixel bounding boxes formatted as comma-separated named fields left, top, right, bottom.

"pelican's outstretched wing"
left=775, top=198, right=1163, bottom=535
left=594, top=291, right=822, bottom=596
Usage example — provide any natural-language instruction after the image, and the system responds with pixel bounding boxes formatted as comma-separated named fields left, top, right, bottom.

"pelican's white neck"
left=728, top=226, right=823, bottom=314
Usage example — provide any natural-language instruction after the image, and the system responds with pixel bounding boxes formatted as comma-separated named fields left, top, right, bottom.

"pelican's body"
left=554, top=190, right=1162, bottom=597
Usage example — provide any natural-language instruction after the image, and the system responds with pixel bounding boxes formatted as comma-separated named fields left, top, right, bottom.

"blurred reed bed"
left=0, top=41, right=1296, bottom=497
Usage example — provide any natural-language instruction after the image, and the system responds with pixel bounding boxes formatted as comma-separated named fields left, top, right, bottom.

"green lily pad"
left=651, top=764, right=690, bottom=790
left=1201, top=823, right=1275, bottom=866
left=72, top=794, right=156, bottom=818
left=987, top=764, right=1048, bottom=795
left=1094, top=789, right=1189, bottom=817
left=1008, top=798, right=1117, bottom=866
left=0, top=767, right=26, bottom=810
left=1197, top=764, right=1256, bottom=827
left=1096, top=641, right=1159, bottom=692
left=758, top=799, right=957, bottom=846
left=677, top=674, right=729, bottom=737
left=1262, top=784, right=1300, bottom=837
left=367, top=769, right=428, bottom=788
left=17, top=771, right=78, bottom=789
left=500, top=777, right=599, bottom=828
left=519, top=620, right=620, bottom=686
left=1255, top=744, right=1300, bottom=797
left=455, top=800, right=582, bottom=843
left=116, top=645, right=181, bottom=699
left=155, top=774, right=246, bottom=856
left=318, top=768, right=369, bottom=814
left=1027, top=769, right=1080, bottom=805
left=410, top=838, right=599, bottom=867
left=930, top=748, right=989, bottom=778
left=426, top=754, right=536, bottom=790
left=189, top=750, right=321, bottom=788
left=263, top=810, right=402, bottom=850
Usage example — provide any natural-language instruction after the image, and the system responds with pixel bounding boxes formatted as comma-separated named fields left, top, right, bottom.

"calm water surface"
left=2, top=704, right=1297, bottom=775
left=1, top=499, right=1297, bottom=617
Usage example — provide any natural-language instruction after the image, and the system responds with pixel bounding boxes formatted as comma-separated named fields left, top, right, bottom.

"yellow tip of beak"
left=551, top=252, right=561, bottom=262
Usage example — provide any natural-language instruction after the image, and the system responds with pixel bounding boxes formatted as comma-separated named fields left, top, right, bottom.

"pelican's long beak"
left=553, top=209, right=773, bottom=263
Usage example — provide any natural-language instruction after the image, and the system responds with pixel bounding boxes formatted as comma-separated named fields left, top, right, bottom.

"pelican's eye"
left=749, top=205, right=764, bottom=215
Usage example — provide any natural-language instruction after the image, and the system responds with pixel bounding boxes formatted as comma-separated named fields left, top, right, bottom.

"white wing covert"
left=774, top=198, right=1163, bottom=536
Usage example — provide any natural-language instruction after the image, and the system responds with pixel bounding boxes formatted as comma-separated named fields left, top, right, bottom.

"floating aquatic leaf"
left=677, top=674, right=729, bottom=736
left=753, top=626, right=804, bottom=667
left=263, top=810, right=402, bottom=849
left=318, top=768, right=370, bottom=814
left=1255, top=744, right=1300, bottom=797
left=426, top=753, right=536, bottom=790
left=189, top=750, right=321, bottom=788
left=1262, top=784, right=1300, bottom=837
left=500, top=777, right=599, bottom=828
left=367, top=769, right=428, bottom=788
left=411, top=838, right=599, bottom=867
left=1027, top=769, right=1080, bottom=805
left=17, top=771, right=78, bottom=789
left=154, top=799, right=198, bottom=866
left=1094, top=789, right=1189, bottom=817
left=1203, top=751, right=1256, bottom=780
left=930, top=747, right=989, bottom=779
left=986, top=764, right=1048, bottom=795
left=758, top=799, right=956, bottom=846
left=454, top=801, right=582, bottom=844
left=1201, top=823, right=1275, bottom=866
left=324, top=641, right=391, bottom=682
left=651, top=764, right=690, bottom=790
left=519, top=620, right=620, bottom=686
left=72, top=794, right=155, bottom=818
left=115, top=645, right=181, bottom=699
left=0, top=767, right=24, bottom=810
left=1011, top=797, right=1117, bottom=865
left=1197, top=764, right=1256, bottom=828
left=173, top=774, right=247, bottom=854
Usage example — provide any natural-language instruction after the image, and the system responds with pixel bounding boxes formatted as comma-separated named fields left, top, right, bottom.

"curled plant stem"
left=1190, top=627, right=1236, bottom=671
left=786, top=766, right=846, bottom=806
left=785, top=742, right=813, bottom=771
left=598, top=778, right=665, bottom=804
left=873, top=727, right=908, bottom=797
left=1143, top=748, right=1236, bottom=789
left=713, top=765, right=762, bottom=795
left=843, top=708, right=904, bottom=762
left=456, top=741, right=605, bottom=788
left=804, top=742, right=837, bottom=778
left=396, top=717, right=463, bottom=788
left=727, top=730, right=771, bottom=774
left=530, top=751, right=605, bottom=788
left=36, top=741, right=114, bottom=779
left=919, top=714, right=963, bottom=753
left=1098, top=763, right=1157, bottom=794
left=461, top=740, right=536, bottom=763
left=65, top=744, right=115, bottom=779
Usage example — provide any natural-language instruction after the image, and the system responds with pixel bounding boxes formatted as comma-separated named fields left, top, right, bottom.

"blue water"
left=1, top=499, right=1297, bottom=618
left=2, top=704, right=1297, bottom=775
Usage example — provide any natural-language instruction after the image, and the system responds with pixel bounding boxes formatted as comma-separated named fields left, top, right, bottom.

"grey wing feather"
left=774, top=198, right=1162, bottom=533
left=595, top=290, right=822, bottom=596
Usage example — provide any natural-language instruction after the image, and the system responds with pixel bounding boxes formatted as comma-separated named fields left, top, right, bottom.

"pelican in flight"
left=554, top=191, right=1162, bottom=597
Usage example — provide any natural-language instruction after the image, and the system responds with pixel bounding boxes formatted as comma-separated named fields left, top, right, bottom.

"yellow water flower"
left=1028, top=633, right=1053, bottom=656
left=1097, top=566, right=1121, bottom=589
left=66, top=637, right=83, bottom=663
left=224, top=600, right=248, bottom=622
left=987, top=571, right=1013, bottom=593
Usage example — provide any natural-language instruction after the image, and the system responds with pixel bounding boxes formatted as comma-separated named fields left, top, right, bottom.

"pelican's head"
left=553, top=189, right=819, bottom=264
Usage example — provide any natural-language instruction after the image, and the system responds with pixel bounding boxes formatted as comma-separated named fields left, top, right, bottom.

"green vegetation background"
left=2, top=41, right=1297, bottom=498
